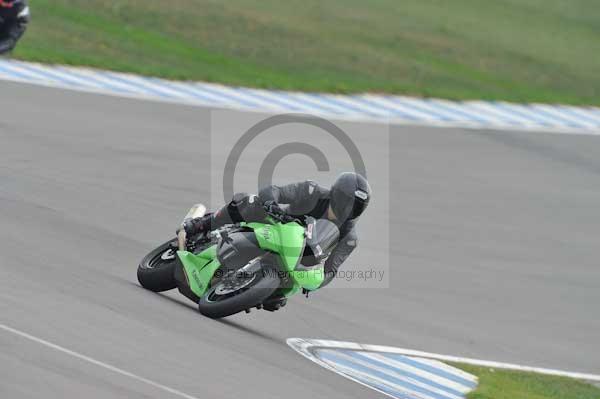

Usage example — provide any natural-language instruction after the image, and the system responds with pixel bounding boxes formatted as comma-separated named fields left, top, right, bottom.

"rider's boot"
left=182, top=202, right=234, bottom=237
left=182, top=193, right=261, bottom=237
left=262, top=294, right=287, bottom=311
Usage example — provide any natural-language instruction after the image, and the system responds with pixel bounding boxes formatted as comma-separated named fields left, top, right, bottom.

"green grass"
left=14, top=0, right=600, bottom=104
left=455, top=363, right=600, bottom=399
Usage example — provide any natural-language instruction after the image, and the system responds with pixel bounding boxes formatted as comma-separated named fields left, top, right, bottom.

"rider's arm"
left=0, top=5, right=29, bottom=54
left=321, top=224, right=358, bottom=287
left=258, top=182, right=301, bottom=204
left=259, top=180, right=320, bottom=213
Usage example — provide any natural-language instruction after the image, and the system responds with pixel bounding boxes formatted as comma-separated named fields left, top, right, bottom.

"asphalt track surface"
left=1, top=81, right=599, bottom=398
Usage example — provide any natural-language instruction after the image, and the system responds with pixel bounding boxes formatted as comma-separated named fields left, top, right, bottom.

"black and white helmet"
left=0, top=0, right=22, bottom=8
left=330, top=172, right=371, bottom=222
left=0, top=0, right=29, bottom=20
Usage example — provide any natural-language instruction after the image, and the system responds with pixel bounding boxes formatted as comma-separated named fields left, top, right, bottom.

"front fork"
left=177, top=230, right=187, bottom=251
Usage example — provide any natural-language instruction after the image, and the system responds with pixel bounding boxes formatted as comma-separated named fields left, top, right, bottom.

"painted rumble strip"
left=1, top=59, right=600, bottom=134
left=287, top=338, right=478, bottom=399
left=287, top=338, right=600, bottom=399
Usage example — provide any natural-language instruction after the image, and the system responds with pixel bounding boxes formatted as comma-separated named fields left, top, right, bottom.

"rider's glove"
left=182, top=219, right=196, bottom=235
left=179, top=216, right=210, bottom=237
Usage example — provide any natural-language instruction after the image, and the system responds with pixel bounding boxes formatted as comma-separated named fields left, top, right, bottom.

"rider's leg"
left=183, top=206, right=229, bottom=236
left=183, top=193, right=256, bottom=236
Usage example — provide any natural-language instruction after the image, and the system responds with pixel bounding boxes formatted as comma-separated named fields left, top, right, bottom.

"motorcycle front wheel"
left=137, top=239, right=178, bottom=292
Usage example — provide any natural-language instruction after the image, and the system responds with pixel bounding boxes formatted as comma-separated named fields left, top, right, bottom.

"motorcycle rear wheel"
left=198, top=266, right=280, bottom=318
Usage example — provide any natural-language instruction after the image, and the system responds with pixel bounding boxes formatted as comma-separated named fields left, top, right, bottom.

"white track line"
left=0, top=323, right=201, bottom=399
left=287, top=338, right=600, bottom=382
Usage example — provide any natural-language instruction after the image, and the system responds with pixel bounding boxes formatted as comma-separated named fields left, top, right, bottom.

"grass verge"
left=12, top=0, right=600, bottom=104
left=455, top=363, right=600, bottom=399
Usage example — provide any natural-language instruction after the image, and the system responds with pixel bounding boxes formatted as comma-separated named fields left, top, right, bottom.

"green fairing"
left=177, top=246, right=221, bottom=297
left=246, top=221, right=325, bottom=294
left=291, top=268, right=324, bottom=291
left=246, top=222, right=305, bottom=271
left=178, top=221, right=326, bottom=299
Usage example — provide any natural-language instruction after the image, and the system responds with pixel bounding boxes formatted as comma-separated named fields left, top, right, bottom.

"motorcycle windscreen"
left=181, top=203, right=206, bottom=225
left=302, top=218, right=340, bottom=266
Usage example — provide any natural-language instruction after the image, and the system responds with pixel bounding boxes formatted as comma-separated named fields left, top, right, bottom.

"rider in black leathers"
left=181, top=173, right=371, bottom=295
left=0, top=0, right=29, bottom=55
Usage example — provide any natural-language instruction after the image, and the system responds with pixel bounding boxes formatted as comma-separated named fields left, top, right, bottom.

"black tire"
left=198, top=267, right=280, bottom=319
left=137, top=239, right=178, bottom=292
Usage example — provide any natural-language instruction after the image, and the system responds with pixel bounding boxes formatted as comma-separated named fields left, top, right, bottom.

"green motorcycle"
left=137, top=204, right=340, bottom=318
